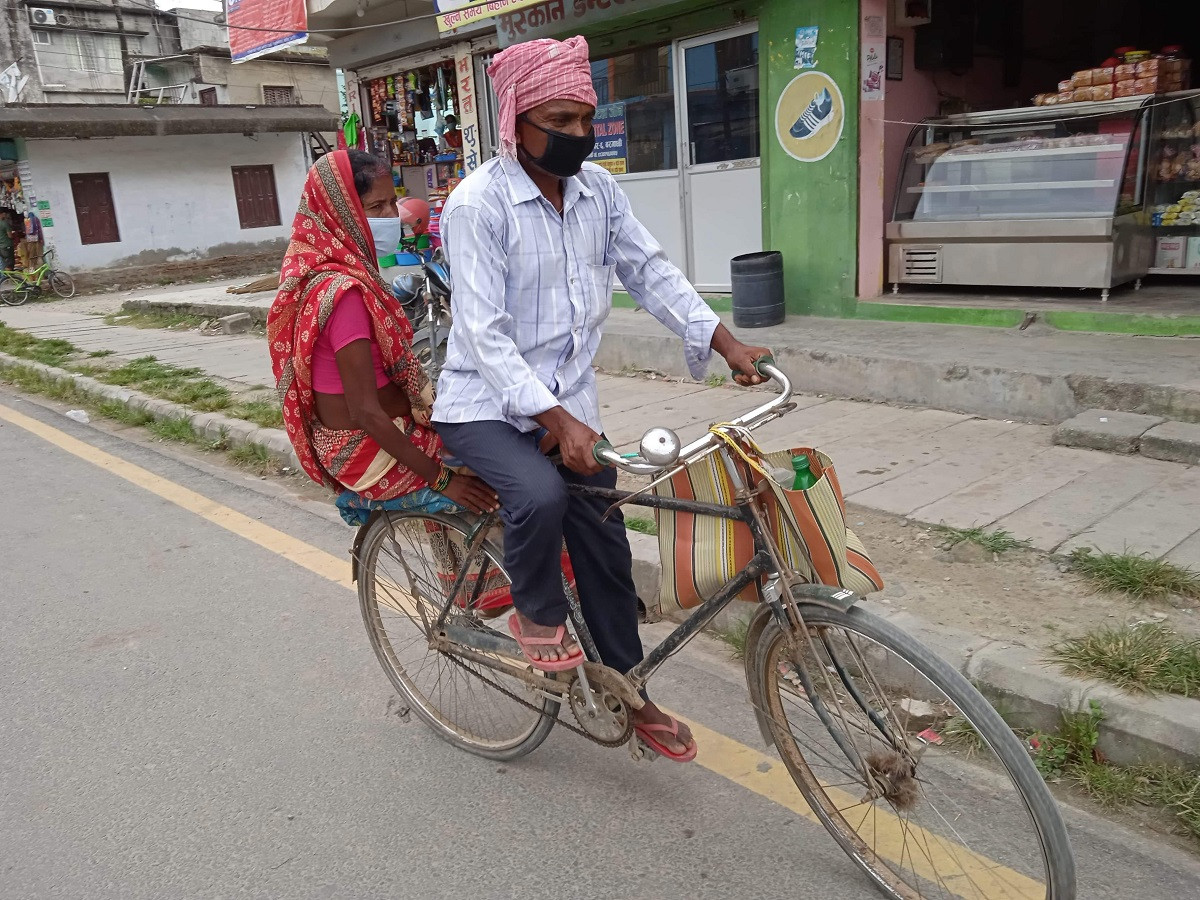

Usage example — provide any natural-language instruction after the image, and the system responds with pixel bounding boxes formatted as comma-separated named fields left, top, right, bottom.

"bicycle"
left=0, top=249, right=76, bottom=306
left=351, top=359, right=1076, bottom=899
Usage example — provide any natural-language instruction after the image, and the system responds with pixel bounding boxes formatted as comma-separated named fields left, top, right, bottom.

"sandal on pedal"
left=634, top=718, right=698, bottom=763
left=507, top=614, right=584, bottom=672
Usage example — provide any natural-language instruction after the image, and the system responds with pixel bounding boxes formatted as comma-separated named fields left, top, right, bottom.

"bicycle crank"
left=568, top=672, right=633, bottom=747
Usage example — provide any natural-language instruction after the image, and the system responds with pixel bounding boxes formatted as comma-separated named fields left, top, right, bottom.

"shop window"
left=262, top=85, right=297, bottom=106
left=69, top=173, right=120, bottom=245
left=231, top=166, right=281, bottom=229
left=199, top=87, right=217, bottom=106
left=589, top=45, right=676, bottom=174
left=684, top=32, right=759, bottom=165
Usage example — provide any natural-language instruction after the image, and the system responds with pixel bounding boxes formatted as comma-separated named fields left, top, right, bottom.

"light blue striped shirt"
left=432, top=157, right=720, bottom=433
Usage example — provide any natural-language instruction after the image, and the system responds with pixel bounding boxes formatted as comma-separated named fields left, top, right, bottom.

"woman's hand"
left=441, top=473, right=501, bottom=515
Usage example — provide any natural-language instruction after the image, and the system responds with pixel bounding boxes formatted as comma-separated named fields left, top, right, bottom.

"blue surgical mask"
left=367, top=216, right=402, bottom=258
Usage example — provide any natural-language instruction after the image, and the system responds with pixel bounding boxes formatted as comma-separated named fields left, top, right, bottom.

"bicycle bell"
left=639, top=427, right=681, bottom=467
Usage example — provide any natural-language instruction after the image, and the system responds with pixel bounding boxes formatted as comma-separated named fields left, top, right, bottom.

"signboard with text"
left=228, top=0, right=308, bottom=64
left=588, top=103, right=627, bottom=175
left=453, top=47, right=483, bottom=174
left=435, top=0, right=545, bottom=34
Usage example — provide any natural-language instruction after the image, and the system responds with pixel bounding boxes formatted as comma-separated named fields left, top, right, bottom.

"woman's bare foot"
left=513, top=610, right=579, bottom=664
left=634, top=700, right=695, bottom=756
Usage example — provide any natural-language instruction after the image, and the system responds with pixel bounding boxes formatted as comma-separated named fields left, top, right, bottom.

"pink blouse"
left=312, top=288, right=390, bottom=394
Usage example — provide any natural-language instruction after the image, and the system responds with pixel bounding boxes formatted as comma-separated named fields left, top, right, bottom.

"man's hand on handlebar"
left=535, top=406, right=605, bottom=476
left=709, top=324, right=772, bottom=387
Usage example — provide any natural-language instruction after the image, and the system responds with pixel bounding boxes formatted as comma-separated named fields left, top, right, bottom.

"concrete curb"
left=6, top=350, right=1197, bottom=769
left=0, top=351, right=301, bottom=472
left=626, top=536, right=1200, bottom=769
left=123, top=297, right=271, bottom=325
left=594, top=322, right=1200, bottom=426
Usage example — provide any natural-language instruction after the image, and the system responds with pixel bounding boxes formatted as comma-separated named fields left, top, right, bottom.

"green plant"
left=932, top=523, right=1031, bottom=554
left=1049, top=623, right=1200, bottom=698
left=713, top=616, right=751, bottom=661
left=941, top=715, right=987, bottom=758
left=94, top=399, right=154, bottom=428
left=624, top=516, right=658, bottom=537
left=229, top=399, right=283, bottom=429
left=228, top=441, right=277, bottom=476
left=0, top=323, right=79, bottom=368
left=88, top=349, right=115, bottom=358
left=147, top=416, right=200, bottom=444
left=1029, top=700, right=1104, bottom=781
left=704, top=373, right=727, bottom=388
left=1069, top=547, right=1200, bottom=602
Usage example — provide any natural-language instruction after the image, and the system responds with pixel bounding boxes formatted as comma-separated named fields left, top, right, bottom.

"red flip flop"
left=507, top=614, right=584, bottom=672
left=635, top=718, right=698, bottom=763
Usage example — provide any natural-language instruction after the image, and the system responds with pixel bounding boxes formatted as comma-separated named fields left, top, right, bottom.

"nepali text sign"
left=435, top=0, right=545, bottom=34
left=453, top=45, right=482, bottom=174
left=587, top=102, right=627, bottom=175
left=228, top=0, right=308, bottom=64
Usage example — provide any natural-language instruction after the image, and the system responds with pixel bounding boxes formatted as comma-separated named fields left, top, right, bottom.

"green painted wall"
left=759, top=0, right=859, bottom=317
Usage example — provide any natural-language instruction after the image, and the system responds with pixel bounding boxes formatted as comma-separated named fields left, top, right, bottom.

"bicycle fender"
left=349, top=511, right=382, bottom=583
left=788, top=583, right=861, bottom=613
left=742, top=604, right=779, bottom=748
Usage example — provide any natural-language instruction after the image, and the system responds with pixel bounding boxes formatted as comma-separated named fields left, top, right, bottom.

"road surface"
left=3, top=388, right=1199, bottom=899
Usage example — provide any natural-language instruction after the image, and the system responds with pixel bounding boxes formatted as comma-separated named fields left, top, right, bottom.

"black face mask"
left=518, top=117, right=596, bottom=178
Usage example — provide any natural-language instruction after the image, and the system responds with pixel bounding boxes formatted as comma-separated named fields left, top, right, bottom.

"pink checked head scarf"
left=487, top=36, right=598, bottom=160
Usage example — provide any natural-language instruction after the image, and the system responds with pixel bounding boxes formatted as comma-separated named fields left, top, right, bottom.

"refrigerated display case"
left=886, top=92, right=1200, bottom=299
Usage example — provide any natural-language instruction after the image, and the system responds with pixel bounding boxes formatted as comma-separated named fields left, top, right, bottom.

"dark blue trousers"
left=436, top=420, right=644, bottom=676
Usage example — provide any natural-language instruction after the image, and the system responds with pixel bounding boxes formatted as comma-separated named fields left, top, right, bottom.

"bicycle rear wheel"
left=49, top=271, right=76, bottom=299
left=754, top=604, right=1074, bottom=899
left=1, top=273, right=29, bottom=306
left=357, top=510, right=558, bottom=761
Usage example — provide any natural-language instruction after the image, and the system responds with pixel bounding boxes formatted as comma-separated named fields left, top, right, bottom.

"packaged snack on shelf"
left=1072, top=88, right=1094, bottom=103
left=1136, top=58, right=1162, bottom=76
left=1092, top=67, right=1115, bottom=84
left=1092, top=84, right=1114, bottom=102
left=1132, top=76, right=1160, bottom=94
left=1114, top=63, right=1138, bottom=81
left=1155, top=237, right=1186, bottom=268
left=1072, top=69, right=1095, bottom=88
left=1187, top=237, right=1200, bottom=269
left=1056, top=91, right=1073, bottom=103
left=1114, top=80, right=1143, bottom=98
left=1058, top=80, right=1073, bottom=93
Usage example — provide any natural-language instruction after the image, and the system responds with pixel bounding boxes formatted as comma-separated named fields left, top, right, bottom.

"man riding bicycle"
left=432, top=36, right=769, bottom=762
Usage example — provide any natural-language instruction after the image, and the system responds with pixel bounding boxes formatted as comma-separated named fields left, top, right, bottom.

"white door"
left=676, top=25, right=763, bottom=292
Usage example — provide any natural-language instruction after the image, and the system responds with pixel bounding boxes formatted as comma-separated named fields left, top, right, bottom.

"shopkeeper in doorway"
left=441, top=114, right=463, bottom=151
left=0, top=208, right=17, bottom=272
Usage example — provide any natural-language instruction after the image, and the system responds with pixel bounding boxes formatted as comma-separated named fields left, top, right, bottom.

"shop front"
left=860, top=0, right=1200, bottom=319
left=496, top=0, right=863, bottom=311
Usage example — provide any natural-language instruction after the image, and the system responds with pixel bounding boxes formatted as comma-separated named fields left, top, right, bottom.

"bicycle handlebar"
left=593, top=356, right=793, bottom=475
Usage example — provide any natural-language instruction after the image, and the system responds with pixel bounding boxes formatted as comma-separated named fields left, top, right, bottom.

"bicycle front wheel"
left=754, top=604, right=1075, bottom=899
left=357, top=510, right=558, bottom=761
left=49, top=270, right=76, bottom=299
left=1, top=273, right=28, bottom=306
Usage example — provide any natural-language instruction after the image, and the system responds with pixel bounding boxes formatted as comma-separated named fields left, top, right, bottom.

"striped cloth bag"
left=654, top=444, right=884, bottom=610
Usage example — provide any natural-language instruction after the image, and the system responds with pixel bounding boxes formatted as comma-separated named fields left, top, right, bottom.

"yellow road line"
left=1, top=401, right=1043, bottom=899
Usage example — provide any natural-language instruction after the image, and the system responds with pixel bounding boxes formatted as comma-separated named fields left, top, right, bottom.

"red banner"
left=227, top=0, right=308, bottom=64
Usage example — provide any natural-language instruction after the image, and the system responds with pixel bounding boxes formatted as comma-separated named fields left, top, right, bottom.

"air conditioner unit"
left=29, top=8, right=58, bottom=27
left=54, top=12, right=73, bottom=26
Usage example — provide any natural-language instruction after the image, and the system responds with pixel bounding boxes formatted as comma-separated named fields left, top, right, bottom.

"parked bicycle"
left=351, top=359, right=1076, bottom=899
left=0, top=249, right=75, bottom=306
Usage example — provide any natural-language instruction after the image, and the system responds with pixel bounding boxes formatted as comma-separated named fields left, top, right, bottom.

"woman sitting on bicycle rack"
left=432, top=37, right=770, bottom=762
left=267, top=149, right=498, bottom=514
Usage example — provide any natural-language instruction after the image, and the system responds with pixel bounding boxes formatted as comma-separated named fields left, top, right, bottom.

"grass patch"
left=941, top=715, right=988, bottom=758
left=147, top=416, right=200, bottom=444
left=1049, top=623, right=1200, bottom=698
left=88, top=349, right=115, bottom=358
left=104, top=309, right=209, bottom=331
left=0, top=323, right=79, bottom=368
left=704, top=373, right=727, bottom=388
left=1069, top=547, right=1200, bottom=602
left=713, top=617, right=751, bottom=661
left=94, top=399, right=154, bottom=428
left=624, top=516, right=658, bottom=537
left=932, top=524, right=1031, bottom=554
left=228, top=441, right=278, bottom=476
left=95, top=356, right=232, bottom=412
left=229, top=399, right=283, bottom=429
left=1026, top=700, right=1200, bottom=841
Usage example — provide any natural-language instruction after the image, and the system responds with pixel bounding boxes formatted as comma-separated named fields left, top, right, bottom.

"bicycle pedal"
left=630, top=737, right=660, bottom=763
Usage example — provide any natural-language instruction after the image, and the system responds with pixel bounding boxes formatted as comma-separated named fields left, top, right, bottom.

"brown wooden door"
left=69, top=173, right=120, bottom=245
left=231, top=165, right=281, bottom=229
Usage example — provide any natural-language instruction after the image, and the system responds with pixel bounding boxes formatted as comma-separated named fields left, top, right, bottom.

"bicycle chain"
left=440, top=649, right=633, bottom=748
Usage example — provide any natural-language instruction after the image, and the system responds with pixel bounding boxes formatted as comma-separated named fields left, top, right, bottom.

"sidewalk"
left=3, top=296, right=1199, bottom=569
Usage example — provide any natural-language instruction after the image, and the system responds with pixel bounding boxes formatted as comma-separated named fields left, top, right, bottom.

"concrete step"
left=1055, top=409, right=1200, bottom=466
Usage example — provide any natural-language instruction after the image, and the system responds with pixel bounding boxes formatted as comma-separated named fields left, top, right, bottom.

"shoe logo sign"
left=775, top=71, right=845, bottom=163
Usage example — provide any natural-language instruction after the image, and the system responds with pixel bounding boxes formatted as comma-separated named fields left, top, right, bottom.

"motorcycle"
left=391, top=247, right=451, bottom=384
